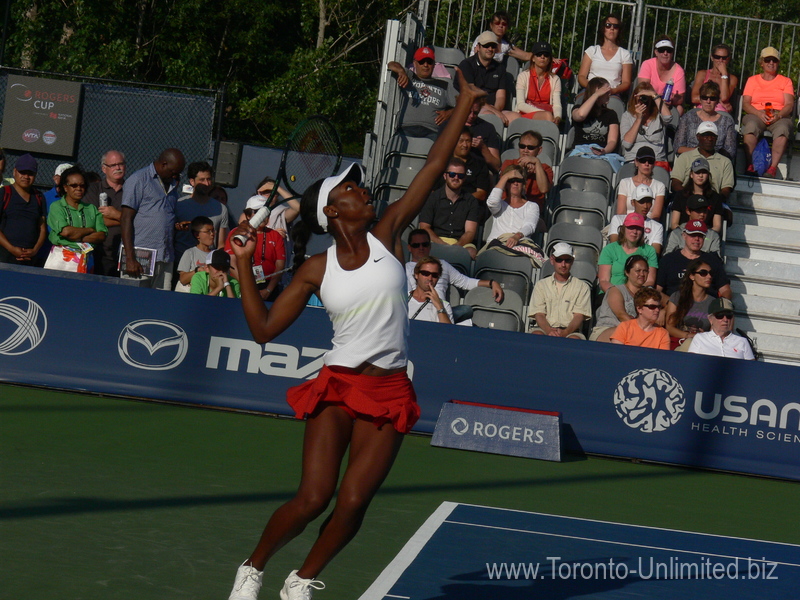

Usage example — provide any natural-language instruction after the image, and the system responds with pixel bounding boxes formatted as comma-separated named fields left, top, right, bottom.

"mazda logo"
left=0, top=296, right=47, bottom=355
left=118, top=320, right=188, bottom=370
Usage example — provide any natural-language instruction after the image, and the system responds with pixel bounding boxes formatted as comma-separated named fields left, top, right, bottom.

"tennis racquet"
left=233, top=116, right=342, bottom=246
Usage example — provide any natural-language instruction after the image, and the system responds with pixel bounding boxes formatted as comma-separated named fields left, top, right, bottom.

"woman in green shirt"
left=598, top=212, right=657, bottom=292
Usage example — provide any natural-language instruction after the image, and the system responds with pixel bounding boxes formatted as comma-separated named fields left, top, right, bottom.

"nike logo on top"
left=374, top=257, right=385, bottom=263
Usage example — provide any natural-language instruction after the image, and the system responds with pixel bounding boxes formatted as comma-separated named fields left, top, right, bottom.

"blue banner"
left=1, top=266, right=799, bottom=480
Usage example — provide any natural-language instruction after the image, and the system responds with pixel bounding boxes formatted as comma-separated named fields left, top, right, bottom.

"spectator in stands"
left=43, top=163, right=74, bottom=214
left=174, top=161, right=228, bottom=257
left=611, top=287, right=670, bottom=349
left=690, top=44, right=739, bottom=114
left=669, top=157, right=725, bottom=232
left=528, top=242, right=592, bottom=338
left=688, top=298, right=755, bottom=359
left=419, top=157, right=480, bottom=259
left=608, top=184, right=663, bottom=254
left=671, top=121, right=734, bottom=201
left=570, top=77, right=620, bottom=160
left=675, top=82, right=737, bottom=160
left=741, top=46, right=795, bottom=178
left=577, top=14, right=633, bottom=97
left=614, top=146, right=665, bottom=219
left=387, top=47, right=456, bottom=140
left=405, top=228, right=502, bottom=302
left=620, top=81, right=673, bottom=165
left=85, top=150, right=126, bottom=276
left=590, top=254, right=648, bottom=342
left=664, top=195, right=721, bottom=255
left=175, top=216, right=214, bottom=292
left=0, top=154, right=47, bottom=266
left=637, top=35, right=686, bottom=114
left=407, top=256, right=453, bottom=323
left=459, top=31, right=508, bottom=123
left=255, top=176, right=300, bottom=239
left=483, top=165, right=539, bottom=248
left=46, top=166, right=107, bottom=273
left=209, top=185, right=228, bottom=206
left=664, top=258, right=715, bottom=351
left=431, top=128, right=490, bottom=202
left=507, top=42, right=562, bottom=125
left=657, top=219, right=731, bottom=299
left=465, top=98, right=502, bottom=172
left=470, top=10, right=532, bottom=63
left=190, top=249, right=240, bottom=298
left=225, top=195, right=286, bottom=301
left=500, top=130, right=553, bottom=215
left=598, top=212, right=657, bottom=293
left=121, top=148, right=186, bottom=288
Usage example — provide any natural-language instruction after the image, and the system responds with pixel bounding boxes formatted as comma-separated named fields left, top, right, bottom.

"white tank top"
left=319, top=233, right=408, bottom=369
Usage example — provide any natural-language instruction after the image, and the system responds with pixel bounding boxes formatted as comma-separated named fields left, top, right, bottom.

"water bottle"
left=765, top=102, right=774, bottom=121
left=662, top=79, right=674, bottom=103
left=98, top=192, right=108, bottom=207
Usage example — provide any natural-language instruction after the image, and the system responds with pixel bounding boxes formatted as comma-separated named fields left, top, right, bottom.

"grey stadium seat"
left=465, top=287, right=526, bottom=332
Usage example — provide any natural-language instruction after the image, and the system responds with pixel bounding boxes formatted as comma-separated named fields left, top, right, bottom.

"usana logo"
left=613, top=369, right=686, bottom=432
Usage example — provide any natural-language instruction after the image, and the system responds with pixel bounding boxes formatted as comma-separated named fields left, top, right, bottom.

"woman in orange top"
left=611, top=287, right=670, bottom=349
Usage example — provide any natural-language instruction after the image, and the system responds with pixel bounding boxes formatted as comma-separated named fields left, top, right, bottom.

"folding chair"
left=474, top=250, right=535, bottom=302
left=556, top=155, right=615, bottom=198
left=546, top=222, right=604, bottom=265
left=465, top=287, right=526, bottom=332
left=429, top=242, right=473, bottom=276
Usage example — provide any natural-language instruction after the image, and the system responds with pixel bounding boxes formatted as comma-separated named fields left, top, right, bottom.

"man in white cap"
left=671, top=120, right=734, bottom=200
left=528, top=242, right=592, bottom=339
left=688, top=298, right=755, bottom=359
left=608, top=183, right=663, bottom=254
left=741, top=46, right=795, bottom=178
left=458, top=30, right=508, bottom=122
left=223, top=195, right=285, bottom=301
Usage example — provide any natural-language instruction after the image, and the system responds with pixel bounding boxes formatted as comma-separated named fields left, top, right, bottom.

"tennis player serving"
left=227, top=72, right=486, bottom=600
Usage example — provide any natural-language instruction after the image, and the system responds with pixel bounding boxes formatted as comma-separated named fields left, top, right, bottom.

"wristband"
left=720, top=75, right=729, bottom=80
left=437, top=308, right=446, bottom=314
left=223, top=282, right=231, bottom=288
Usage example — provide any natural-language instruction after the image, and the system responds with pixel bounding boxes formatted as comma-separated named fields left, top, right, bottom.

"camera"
left=638, top=95, right=654, bottom=107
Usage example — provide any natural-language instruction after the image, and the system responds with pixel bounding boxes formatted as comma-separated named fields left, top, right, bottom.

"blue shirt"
left=122, top=163, right=180, bottom=262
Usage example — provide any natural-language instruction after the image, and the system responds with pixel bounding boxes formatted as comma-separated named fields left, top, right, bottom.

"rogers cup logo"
left=118, top=320, right=188, bottom=370
left=614, top=369, right=685, bottom=432
left=451, top=417, right=469, bottom=435
left=0, top=296, right=47, bottom=355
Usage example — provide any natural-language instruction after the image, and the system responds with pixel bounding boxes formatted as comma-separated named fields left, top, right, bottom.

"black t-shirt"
left=670, top=192, right=724, bottom=228
left=458, top=55, right=506, bottom=106
left=0, top=186, right=44, bottom=248
left=574, top=107, right=619, bottom=147
left=657, top=250, right=730, bottom=297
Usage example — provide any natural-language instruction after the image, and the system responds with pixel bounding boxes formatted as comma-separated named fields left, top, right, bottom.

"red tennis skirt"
left=286, top=365, right=420, bottom=434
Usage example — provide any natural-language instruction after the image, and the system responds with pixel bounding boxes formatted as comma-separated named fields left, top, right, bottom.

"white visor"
left=316, top=163, right=365, bottom=231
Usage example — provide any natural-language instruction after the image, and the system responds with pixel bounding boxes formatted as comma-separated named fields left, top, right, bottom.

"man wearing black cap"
left=190, top=249, right=240, bottom=298
left=688, top=298, right=755, bottom=359
left=657, top=219, right=730, bottom=299
left=671, top=121, right=734, bottom=200
left=664, top=195, right=721, bottom=255
left=0, top=153, right=47, bottom=266
left=387, top=47, right=457, bottom=140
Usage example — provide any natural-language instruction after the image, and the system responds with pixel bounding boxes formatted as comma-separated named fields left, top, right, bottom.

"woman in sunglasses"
left=664, top=259, right=714, bottom=351
left=483, top=165, right=539, bottom=248
left=511, top=41, right=561, bottom=125
left=610, top=286, right=670, bottom=349
left=614, top=146, right=665, bottom=219
left=674, top=81, right=737, bottom=160
left=620, top=81, right=673, bottom=166
left=577, top=14, right=632, bottom=97
left=741, top=46, right=795, bottom=178
left=690, top=44, right=738, bottom=113
left=637, top=35, right=686, bottom=114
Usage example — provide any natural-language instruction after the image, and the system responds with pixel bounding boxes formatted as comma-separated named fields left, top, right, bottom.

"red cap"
left=623, top=213, right=645, bottom=228
left=685, top=220, right=708, bottom=235
left=414, top=47, right=435, bottom=62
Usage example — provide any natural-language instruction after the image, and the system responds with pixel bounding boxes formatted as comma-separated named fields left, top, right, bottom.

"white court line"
left=443, top=519, right=800, bottom=569
left=457, top=502, right=800, bottom=548
left=358, top=501, right=458, bottom=600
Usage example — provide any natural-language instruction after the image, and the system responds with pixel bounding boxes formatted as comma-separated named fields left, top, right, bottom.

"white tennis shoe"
left=279, top=570, right=326, bottom=600
left=228, top=562, right=263, bottom=600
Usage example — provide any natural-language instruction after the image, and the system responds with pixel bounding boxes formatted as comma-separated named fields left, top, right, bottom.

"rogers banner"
left=0, top=266, right=798, bottom=480
left=0, top=74, right=82, bottom=156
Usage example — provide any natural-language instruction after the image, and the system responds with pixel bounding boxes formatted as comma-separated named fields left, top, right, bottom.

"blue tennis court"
left=360, top=502, right=800, bottom=599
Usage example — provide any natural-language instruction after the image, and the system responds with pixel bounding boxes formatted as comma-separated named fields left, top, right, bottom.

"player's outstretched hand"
left=230, top=223, right=257, bottom=261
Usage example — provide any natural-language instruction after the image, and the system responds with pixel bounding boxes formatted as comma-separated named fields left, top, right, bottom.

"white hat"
left=55, top=163, right=73, bottom=177
left=655, top=39, right=674, bottom=50
left=696, top=121, right=718, bottom=136
left=551, top=242, right=574, bottom=258
left=317, top=163, right=365, bottom=231
left=633, top=184, right=654, bottom=202
left=245, top=195, right=267, bottom=211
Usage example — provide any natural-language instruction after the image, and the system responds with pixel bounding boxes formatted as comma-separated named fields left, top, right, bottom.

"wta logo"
left=0, top=297, right=48, bottom=355
left=613, top=369, right=686, bottom=432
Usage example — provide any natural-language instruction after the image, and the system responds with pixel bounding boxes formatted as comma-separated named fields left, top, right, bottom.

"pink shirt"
left=742, top=73, right=794, bottom=111
left=638, top=58, right=686, bottom=96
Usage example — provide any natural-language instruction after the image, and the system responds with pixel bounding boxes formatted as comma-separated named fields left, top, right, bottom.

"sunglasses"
left=656, top=47, right=674, bottom=54
left=637, top=157, right=655, bottom=165
left=65, top=183, right=86, bottom=188
left=416, top=58, right=435, bottom=66
left=445, top=171, right=466, bottom=179
left=554, top=256, right=574, bottom=263
left=712, top=54, right=730, bottom=60
left=700, top=95, right=720, bottom=102
left=714, top=312, right=734, bottom=320
left=418, top=270, right=440, bottom=279
left=508, top=178, right=525, bottom=184
left=518, top=143, right=540, bottom=150
left=694, top=269, right=713, bottom=276
left=604, top=22, right=621, bottom=30
left=642, top=304, right=662, bottom=310
left=409, top=241, right=431, bottom=248
left=481, top=43, right=498, bottom=49
left=763, top=56, right=779, bottom=63
left=534, top=52, right=551, bottom=58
